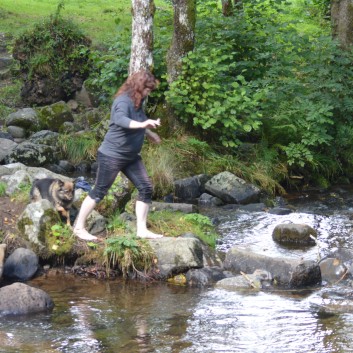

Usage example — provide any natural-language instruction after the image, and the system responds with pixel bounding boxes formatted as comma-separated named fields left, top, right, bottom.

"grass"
left=0, top=0, right=172, bottom=47
left=148, top=210, right=218, bottom=248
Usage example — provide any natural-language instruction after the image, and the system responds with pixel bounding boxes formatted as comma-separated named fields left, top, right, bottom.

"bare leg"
left=135, top=200, right=163, bottom=239
left=73, top=196, right=98, bottom=241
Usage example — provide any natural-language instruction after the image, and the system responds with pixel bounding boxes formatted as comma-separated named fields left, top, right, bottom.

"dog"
left=30, top=178, right=75, bottom=226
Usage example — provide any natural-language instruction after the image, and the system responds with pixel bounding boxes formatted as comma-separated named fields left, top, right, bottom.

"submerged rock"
left=0, top=282, right=54, bottom=316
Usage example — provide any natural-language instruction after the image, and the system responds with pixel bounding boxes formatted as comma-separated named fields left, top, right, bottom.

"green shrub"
left=103, top=235, right=155, bottom=278
left=166, top=0, right=353, bottom=184
left=12, top=2, right=91, bottom=103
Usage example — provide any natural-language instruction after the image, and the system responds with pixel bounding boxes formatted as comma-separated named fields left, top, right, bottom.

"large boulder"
left=148, top=237, right=204, bottom=279
left=1, top=169, right=31, bottom=195
left=0, top=138, right=17, bottom=163
left=3, top=248, right=39, bottom=281
left=205, top=171, right=261, bottom=205
left=36, top=101, right=74, bottom=132
left=27, top=130, right=60, bottom=146
left=5, top=108, right=40, bottom=131
left=0, top=283, right=54, bottom=316
left=17, top=199, right=58, bottom=248
left=5, top=141, right=58, bottom=166
left=223, top=246, right=321, bottom=288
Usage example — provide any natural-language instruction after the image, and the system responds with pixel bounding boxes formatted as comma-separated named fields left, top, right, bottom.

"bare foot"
left=137, top=230, right=163, bottom=239
left=73, top=228, right=98, bottom=241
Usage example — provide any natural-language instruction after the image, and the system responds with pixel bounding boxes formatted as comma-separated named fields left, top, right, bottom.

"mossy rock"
left=36, top=101, right=74, bottom=132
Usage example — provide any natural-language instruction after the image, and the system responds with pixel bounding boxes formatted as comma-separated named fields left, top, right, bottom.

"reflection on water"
left=2, top=187, right=353, bottom=352
left=2, top=275, right=353, bottom=353
left=0, top=276, right=201, bottom=353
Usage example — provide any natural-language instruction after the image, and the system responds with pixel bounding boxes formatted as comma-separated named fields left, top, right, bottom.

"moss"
left=17, top=216, right=33, bottom=236
left=36, top=101, right=73, bottom=131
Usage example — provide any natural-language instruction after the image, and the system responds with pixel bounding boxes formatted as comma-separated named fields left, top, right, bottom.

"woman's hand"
left=142, top=118, right=160, bottom=129
left=146, top=129, right=161, bottom=144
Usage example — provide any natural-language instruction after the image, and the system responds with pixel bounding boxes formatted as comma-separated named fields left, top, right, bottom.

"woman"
left=73, top=70, right=163, bottom=241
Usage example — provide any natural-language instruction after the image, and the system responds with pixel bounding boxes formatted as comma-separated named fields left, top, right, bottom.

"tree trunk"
left=222, top=0, right=234, bottom=16
left=129, top=0, right=155, bottom=74
left=331, top=0, right=353, bottom=49
left=166, top=0, right=196, bottom=84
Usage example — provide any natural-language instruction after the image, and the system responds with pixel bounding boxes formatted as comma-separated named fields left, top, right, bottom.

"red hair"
left=115, top=70, right=159, bottom=109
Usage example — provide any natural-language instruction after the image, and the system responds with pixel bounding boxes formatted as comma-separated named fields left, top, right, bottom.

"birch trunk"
left=129, top=0, right=155, bottom=74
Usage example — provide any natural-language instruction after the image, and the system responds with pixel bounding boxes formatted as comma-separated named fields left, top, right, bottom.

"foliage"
left=58, top=132, right=100, bottom=164
left=47, top=223, right=75, bottom=256
left=12, top=2, right=91, bottom=99
left=166, top=0, right=353, bottom=185
left=103, top=235, right=155, bottom=278
left=106, top=213, right=129, bottom=234
left=86, top=39, right=130, bottom=103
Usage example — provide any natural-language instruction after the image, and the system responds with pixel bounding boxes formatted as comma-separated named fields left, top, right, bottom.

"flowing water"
left=2, top=186, right=353, bottom=353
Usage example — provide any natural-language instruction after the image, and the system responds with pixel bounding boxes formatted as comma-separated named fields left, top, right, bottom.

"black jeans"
left=89, top=151, right=153, bottom=204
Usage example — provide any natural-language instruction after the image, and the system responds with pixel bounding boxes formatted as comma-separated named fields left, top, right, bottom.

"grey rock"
left=3, top=248, right=39, bottom=281
left=149, top=237, right=204, bottom=279
left=174, top=174, right=210, bottom=202
left=0, top=138, right=17, bottom=162
left=224, top=246, right=321, bottom=288
left=272, top=223, right=317, bottom=245
left=0, top=283, right=54, bottom=316
left=5, top=141, right=58, bottom=167
left=7, top=125, right=26, bottom=139
left=27, top=130, right=59, bottom=146
left=6, top=108, right=39, bottom=130
left=198, top=193, right=224, bottom=207
left=205, top=171, right=261, bottom=205
left=186, top=267, right=231, bottom=287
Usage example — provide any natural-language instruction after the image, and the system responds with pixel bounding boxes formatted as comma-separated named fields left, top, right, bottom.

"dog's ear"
left=57, top=179, right=65, bottom=187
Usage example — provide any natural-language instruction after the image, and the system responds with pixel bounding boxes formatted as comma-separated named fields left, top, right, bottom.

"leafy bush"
left=166, top=0, right=353, bottom=183
left=103, top=235, right=155, bottom=278
left=12, top=2, right=91, bottom=103
left=86, top=38, right=130, bottom=103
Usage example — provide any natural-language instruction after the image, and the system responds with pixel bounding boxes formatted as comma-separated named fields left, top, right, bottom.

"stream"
left=1, top=185, right=353, bottom=353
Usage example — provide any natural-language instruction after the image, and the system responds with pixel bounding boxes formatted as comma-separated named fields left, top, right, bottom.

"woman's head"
left=116, top=70, right=159, bottom=108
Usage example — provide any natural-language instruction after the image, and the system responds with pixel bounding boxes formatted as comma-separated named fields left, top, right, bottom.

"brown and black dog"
left=30, top=178, right=75, bottom=226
